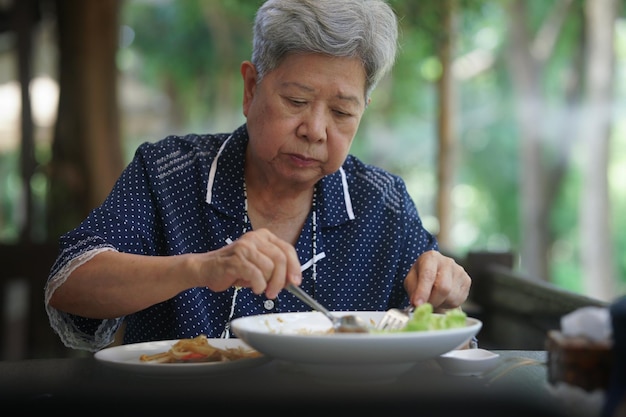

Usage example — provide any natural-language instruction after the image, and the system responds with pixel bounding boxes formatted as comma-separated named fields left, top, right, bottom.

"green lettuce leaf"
left=403, top=303, right=467, bottom=332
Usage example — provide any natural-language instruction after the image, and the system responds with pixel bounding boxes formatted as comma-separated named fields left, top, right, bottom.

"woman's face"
left=241, top=53, right=367, bottom=189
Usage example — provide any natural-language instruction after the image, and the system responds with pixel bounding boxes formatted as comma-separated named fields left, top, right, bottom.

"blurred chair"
left=0, top=242, right=76, bottom=360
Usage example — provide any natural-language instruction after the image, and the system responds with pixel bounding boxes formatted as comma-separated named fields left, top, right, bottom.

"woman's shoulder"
left=342, top=154, right=405, bottom=189
left=340, top=154, right=412, bottom=213
left=135, top=132, right=232, bottom=160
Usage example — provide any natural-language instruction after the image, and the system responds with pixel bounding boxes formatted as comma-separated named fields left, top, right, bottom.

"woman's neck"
left=244, top=180, right=315, bottom=245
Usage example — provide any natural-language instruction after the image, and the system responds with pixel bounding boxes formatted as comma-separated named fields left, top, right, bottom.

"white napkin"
left=561, top=306, right=612, bottom=342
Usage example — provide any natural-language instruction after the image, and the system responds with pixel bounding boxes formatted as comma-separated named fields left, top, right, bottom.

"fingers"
left=262, top=233, right=302, bottom=298
left=405, top=250, right=471, bottom=310
left=408, top=256, right=437, bottom=307
left=208, top=229, right=302, bottom=298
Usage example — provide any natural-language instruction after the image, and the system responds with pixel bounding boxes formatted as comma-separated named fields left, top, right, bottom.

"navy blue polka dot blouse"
left=45, top=124, right=438, bottom=351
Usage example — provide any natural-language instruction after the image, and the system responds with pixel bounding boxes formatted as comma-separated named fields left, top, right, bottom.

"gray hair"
left=251, top=0, right=398, bottom=100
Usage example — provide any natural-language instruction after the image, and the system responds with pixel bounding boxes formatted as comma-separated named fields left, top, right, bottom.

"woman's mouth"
left=289, top=153, right=317, bottom=167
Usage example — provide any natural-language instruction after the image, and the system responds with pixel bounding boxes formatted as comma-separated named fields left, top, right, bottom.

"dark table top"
left=0, top=350, right=580, bottom=417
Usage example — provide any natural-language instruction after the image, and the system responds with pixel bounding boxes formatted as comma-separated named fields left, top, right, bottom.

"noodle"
left=139, top=334, right=262, bottom=363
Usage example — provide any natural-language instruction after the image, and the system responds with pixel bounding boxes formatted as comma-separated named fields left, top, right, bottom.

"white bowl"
left=436, top=348, right=500, bottom=376
left=231, top=311, right=482, bottom=384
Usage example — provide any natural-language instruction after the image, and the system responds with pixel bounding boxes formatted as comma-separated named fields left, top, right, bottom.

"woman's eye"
left=333, top=109, right=351, bottom=117
left=288, top=98, right=306, bottom=106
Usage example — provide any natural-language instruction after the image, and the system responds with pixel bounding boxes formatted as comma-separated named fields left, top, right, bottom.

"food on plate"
left=139, top=334, right=262, bottom=363
left=403, top=303, right=467, bottom=332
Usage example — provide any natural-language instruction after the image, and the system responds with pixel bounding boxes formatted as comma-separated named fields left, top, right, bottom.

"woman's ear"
left=241, top=61, right=257, bottom=117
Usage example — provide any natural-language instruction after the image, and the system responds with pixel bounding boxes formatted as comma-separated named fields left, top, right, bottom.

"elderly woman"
left=45, top=0, right=471, bottom=351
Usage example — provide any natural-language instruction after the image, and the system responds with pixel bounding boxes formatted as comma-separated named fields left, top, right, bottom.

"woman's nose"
left=297, top=108, right=327, bottom=143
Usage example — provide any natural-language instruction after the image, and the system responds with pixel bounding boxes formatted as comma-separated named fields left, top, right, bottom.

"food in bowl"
left=402, top=303, right=467, bottom=332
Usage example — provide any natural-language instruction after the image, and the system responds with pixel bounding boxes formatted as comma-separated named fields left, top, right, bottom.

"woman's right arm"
left=47, top=228, right=304, bottom=319
left=47, top=250, right=199, bottom=319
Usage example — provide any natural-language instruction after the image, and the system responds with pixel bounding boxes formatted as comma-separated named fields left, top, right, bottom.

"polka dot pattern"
left=47, top=124, right=438, bottom=349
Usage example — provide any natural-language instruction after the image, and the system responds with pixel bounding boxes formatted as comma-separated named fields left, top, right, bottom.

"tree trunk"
left=579, top=0, right=617, bottom=301
left=506, top=0, right=550, bottom=280
left=47, top=0, right=123, bottom=237
left=435, top=0, right=457, bottom=250
left=13, top=0, right=37, bottom=242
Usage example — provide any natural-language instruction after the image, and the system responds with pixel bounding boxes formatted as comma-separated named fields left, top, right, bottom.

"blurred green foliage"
left=1, top=0, right=624, bottom=297
left=81, top=0, right=626, bottom=295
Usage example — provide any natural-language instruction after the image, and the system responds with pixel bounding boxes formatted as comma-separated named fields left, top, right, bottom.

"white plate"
left=436, top=348, right=500, bottom=376
left=94, top=338, right=269, bottom=376
left=231, top=311, right=482, bottom=384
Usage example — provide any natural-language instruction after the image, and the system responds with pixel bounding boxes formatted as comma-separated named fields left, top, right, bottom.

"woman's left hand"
left=403, top=250, right=471, bottom=310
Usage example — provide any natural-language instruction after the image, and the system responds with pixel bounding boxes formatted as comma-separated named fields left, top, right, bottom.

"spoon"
left=286, top=284, right=370, bottom=333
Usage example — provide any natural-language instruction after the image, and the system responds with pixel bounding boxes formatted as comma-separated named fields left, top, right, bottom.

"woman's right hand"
left=196, top=228, right=303, bottom=299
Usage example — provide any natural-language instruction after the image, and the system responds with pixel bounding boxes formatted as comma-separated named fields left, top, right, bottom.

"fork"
left=376, top=305, right=415, bottom=331
left=286, top=285, right=370, bottom=333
